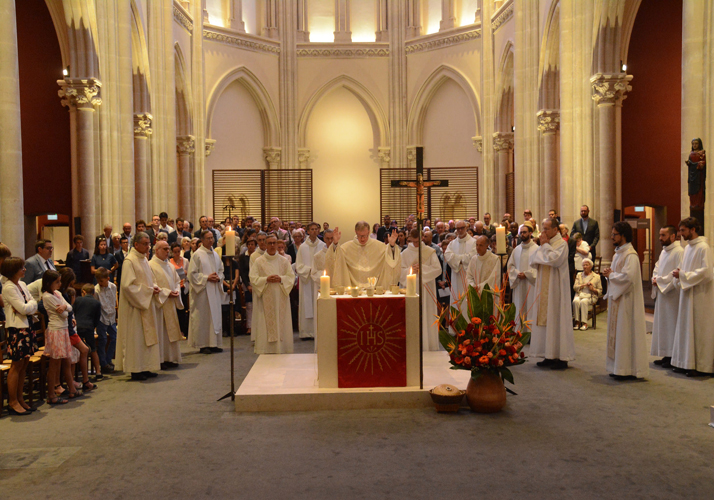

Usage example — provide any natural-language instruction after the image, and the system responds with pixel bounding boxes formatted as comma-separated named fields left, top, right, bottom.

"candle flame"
left=409, top=267, right=413, bottom=275
left=323, top=270, right=327, bottom=277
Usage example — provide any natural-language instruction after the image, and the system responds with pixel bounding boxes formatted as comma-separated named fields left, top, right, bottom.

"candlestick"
left=225, top=226, right=236, bottom=257
left=320, top=270, right=330, bottom=298
left=495, top=225, right=507, bottom=255
left=406, top=267, right=417, bottom=297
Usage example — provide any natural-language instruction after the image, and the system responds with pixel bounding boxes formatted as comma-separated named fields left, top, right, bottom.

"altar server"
left=650, top=226, right=683, bottom=368
left=507, top=221, right=538, bottom=330
left=295, top=223, right=326, bottom=339
left=149, top=241, right=183, bottom=368
left=188, top=230, right=225, bottom=354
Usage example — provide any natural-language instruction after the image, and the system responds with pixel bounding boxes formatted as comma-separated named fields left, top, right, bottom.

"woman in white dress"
left=572, top=258, right=602, bottom=330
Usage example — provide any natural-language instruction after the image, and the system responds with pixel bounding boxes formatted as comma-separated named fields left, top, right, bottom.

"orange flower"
left=479, top=356, right=489, bottom=364
left=471, top=317, right=482, bottom=324
left=499, top=349, right=507, bottom=356
left=498, top=360, right=504, bottom=367
left=487, top=352, right=493, bottom=358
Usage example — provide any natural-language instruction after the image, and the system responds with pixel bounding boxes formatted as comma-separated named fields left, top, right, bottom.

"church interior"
left=1, top=1, right=713, bottom=497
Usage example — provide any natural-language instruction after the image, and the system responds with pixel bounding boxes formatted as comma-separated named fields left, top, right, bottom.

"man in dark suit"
left=23, top=239, right=56, bottom=284
left=570, top=205, right=600, bottom=261
left=114, top=236, right=129, bottom=290
left=95, top=224, right=113, bottom=251
left=194, top=215, right=209, bottom=238
left=376, top=215, right=391, bottom=242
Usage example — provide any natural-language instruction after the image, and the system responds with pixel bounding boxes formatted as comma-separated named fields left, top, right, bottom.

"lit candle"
left=496, top=225, right=507, bottom=255
left=320, top=270, right=330, bottom=298
left=406, top=267, right=417, bottom=297
left=225, top=226, right=236, bottom=257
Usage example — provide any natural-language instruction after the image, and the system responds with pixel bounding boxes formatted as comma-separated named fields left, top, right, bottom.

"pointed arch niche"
left=175, top=43, right=194, bottom=220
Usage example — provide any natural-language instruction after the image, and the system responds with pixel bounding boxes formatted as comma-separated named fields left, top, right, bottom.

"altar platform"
left=234, top=351, right=471, bottom=412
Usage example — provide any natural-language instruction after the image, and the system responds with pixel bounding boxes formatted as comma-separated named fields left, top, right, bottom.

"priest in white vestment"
left=295, top=223, right=326, bottom=339
left=602, top=222, right=648, bottom=380
left=466, top=235, right=500, bottom=298
left=250, top=234, right=295, bottom=354
left=671, top=217, right=714, bottom=376
left=529, top=217, right=574, bottom=370
left=333, top=221, right=401, bottom=287
left=650, top=226, right=683, bottom=367
left=115, top=232, right=162, bottom=380
left=507, top=222, right=538, bottom=330
left=149, top=241, right=183, bottom=368
left=444, top=220, right=477, bottom=317
left=188, top=230, right=225, bottom=354
left=250, top=232, right=267, bottom=265
left=399, top=230, right=443, bottom=351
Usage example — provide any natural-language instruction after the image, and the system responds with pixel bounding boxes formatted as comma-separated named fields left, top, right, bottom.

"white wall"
left=306, top=86, right=380, bottom=231
left=308, top=0, right=335, bottom=42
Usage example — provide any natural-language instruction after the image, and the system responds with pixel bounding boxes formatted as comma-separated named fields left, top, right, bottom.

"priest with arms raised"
left=529, top=217, right=574, bottom=370
left=650, top=225, right=683, bottom=368
left=507, top=221, right=538, bottom=330
left=251, top=233, right=295, bottom=354
left=188, top=230, right=224, bottom=354
left=400, top=229, right=442, bottom=351
left=333, top=221, right=400, bottom=287
left=295, top=222, right=326, bottom=340
left=115, top=232, right=162, bottom=381
left=671, top=217, right=714, bottom=377
left=444, top=220, right=477, bottom=317
left=149, top=240, right=183, bottom=369
left=602, top=221, right=648, bottom=380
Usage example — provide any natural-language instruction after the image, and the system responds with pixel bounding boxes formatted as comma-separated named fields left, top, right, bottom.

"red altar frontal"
left=316, top=294, right=421, bottom=389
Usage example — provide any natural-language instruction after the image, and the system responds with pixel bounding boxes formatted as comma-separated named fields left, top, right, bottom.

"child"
left=41, top=270, right=75, bottom=403
left=94, top=267, right=118, bottom=373
left=74, top=283, right=104, bottom=381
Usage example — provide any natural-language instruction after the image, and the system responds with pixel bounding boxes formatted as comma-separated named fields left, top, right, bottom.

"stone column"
left=298, top=148, right=310, bottom=169
left=58, top=79, right=102, bottom=253
left=440, top=0, right=456, bottom=31
left=378, top=147, right=391, bottom=168
left=0, top=0, right=25, bottom=255
left=334, top=0, right=352, bottom=42
left=537, top=110, right=560, bottom=214
left=389, top=0, right=407, bottom=168
left=591, top=73, right=632, bottom=262
left=134, top=113, right=153, bottom=219
left=177, top=136, right=195, bottom=222
left=406, top=0, right=421, bottom=39
left=263, top=147, right=281, bottom=169
left=229, top=0, right=245, bottom=32
left=263, top=0, right=279, bottom=39
left=296, top=0, right=310, bottom=42
left=375, top=0, right=389, bottom=41
left=493, top=132, right=514, bottom=218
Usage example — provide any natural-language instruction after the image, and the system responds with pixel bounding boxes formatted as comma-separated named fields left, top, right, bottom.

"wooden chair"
left=593, top=256, right=603, bottom=274
left=589, top=277, right=608, bottom=328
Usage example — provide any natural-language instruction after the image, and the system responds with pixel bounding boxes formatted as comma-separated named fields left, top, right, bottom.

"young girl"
left=58, top=268, right=95, bottom=394
left=41, top=270, right=75, bottom=404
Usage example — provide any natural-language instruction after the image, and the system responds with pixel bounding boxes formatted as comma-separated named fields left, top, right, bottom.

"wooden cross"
left=390, top=147, right=449, bottom=389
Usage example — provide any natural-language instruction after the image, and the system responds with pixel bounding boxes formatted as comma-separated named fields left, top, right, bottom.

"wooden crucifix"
left=390, top=147, right=448, bottom=389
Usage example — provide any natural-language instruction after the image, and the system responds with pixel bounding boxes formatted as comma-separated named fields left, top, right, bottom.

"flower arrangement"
left=438, top=283, right=530, bottom=386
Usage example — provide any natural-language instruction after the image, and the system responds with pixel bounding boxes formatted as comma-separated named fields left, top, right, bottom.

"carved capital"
left=134, top=113, right=153, bottom=137
left=472, top=136, right=483, bottom=153
left=176, top=135, right=195, bottom=155
left=378, top=147, right=391, bottom=164
left=536, top=110, right=560, bottom=134
left=263, top=147, right=282, bottom=167
left=297, top=148, right=310, bottom=168
left=205, top=139, right=216, bottom=157
left=58, top=78, right=102, bottom=109
left=493, top=132, right=514, bottom=152
left=591, top=73, right=632, bottom=105
left=406, top=146, right=417, bottom=162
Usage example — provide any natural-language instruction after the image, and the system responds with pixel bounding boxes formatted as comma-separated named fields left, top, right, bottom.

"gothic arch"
left=131, top=1, right=151, bottom=112
left=592, top=0, right=642, bottom=74
left=538, top=1, right=560, bottom=110
left=174, top=43, right=192, bottom=135
left=45, top=0, right=100, bottom=78
left=495, top=43, right=515, bottom=132
left=206, top=66, right=280, bottom=147
left=408, top=65, right=481, bottom=144
left=298, top=75, right=389, bottom=147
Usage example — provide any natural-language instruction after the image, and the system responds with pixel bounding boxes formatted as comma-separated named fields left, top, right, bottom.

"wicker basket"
left=429, top=384, right=466, bottom=412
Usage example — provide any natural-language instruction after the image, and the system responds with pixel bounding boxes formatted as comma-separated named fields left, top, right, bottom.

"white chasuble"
left=605, top=243, right=648, bottom=378
left=466, top=252, right=500, bottom=293
left=250, top=252, right=295, bottom=354
left=444, top=236, right=477, bottom=316
left=333, top=237, right=401, bottom=287
left=150, top=256, right=183, bottom=364
left=187, top=245, right=225, bottom=349
left=672, top=237, right=714, bottom=373
left=399, top=243, right=443, bottom=351
left=507, top=241, right=537, bottom=329
left=116, top=248, right=160, bottom=373
left=650, top=241, right=683, bottom=357
left=295, top=237, right=326, bottom=338
left=528, top=234, right=575, bottom=361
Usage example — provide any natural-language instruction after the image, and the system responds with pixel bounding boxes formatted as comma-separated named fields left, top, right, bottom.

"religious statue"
left=687, top=138, right=706, bottom=211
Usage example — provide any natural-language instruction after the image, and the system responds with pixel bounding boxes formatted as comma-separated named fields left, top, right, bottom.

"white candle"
left=496, top=225, right=507, bottom=255
left=406, top=267, right=417, bottom=297
left=320, top=270, right=330, bottom=298
left=225, top=226, right=236, bottom=257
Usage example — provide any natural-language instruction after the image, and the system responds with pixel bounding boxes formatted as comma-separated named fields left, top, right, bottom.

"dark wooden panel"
left=264, top=169, right=313, bottom=224
left=427, top=167, right=479, bottom=222
left=212, top=170, right=263, bottom=222
left=380, top=168, right=415, bottom=226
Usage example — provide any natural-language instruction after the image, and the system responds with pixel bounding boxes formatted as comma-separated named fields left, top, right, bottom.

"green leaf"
left=519, top=329, right=531, bottom=347
left=470, top=368, right=483, bottom=381
left=500, top=367, right=514, bottom=385
left=439, top=329, right=458, bottom=353
left=450, top=306, right=468, bottom=333
left=481, top=284, right=494, bottom=319
left=503, top=302, right=516, bottom=325
left=466, top=285, right=483, bottom=321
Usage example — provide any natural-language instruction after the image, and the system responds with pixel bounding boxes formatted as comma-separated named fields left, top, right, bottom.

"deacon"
left=115, top=232, right=162, bottom=381
left=250, top=233, right=295, bottom=354
left=296, top=223, right=326, bottom=340
left=400, top=229, right=443, bottom=351
left=650, top=225, right=683, bottom=368
left=602, top=222, right=648, bottom=380
left=333, top=221, right=401, bottom=287
left=444, top=220, right=477, bottom=316
left=671, top=217, right=714, bottom=377
left=529, top=217, right=574, bottom=370
left=188, top=230, right=225, bottom=354
left=149, top=240, right=183, bottom=369
left=466, top=235, right=500, bottom=295
left=507, top=221, right=538, bottom=329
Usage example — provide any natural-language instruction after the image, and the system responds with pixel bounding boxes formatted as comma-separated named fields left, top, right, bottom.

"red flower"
left=466, top=345, right=474, bottom=355
left=499, top=349, right=507, bottom=356
left=464, top=357, right=471, bottom=367
left=498, top=360, right=504, bottom=367
left=520, top=352, right=525, bottom=358
left=454, top=355, right=464, bottom=364
left=487, top=352, right=493, bottom=358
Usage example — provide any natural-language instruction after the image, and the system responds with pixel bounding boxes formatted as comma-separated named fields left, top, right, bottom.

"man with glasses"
left=23, top=239, right=56, bottom=284
left=444, top=220, right=477, bottom=319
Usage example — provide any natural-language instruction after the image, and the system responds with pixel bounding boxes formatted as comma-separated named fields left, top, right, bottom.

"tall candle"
left=406, top=267, right=417, bottom=297
left=225, top=226, right=236, bottom=257
left=495, top=225, right=507, bottom=255
left=320, top=270, right=330, bottom=298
